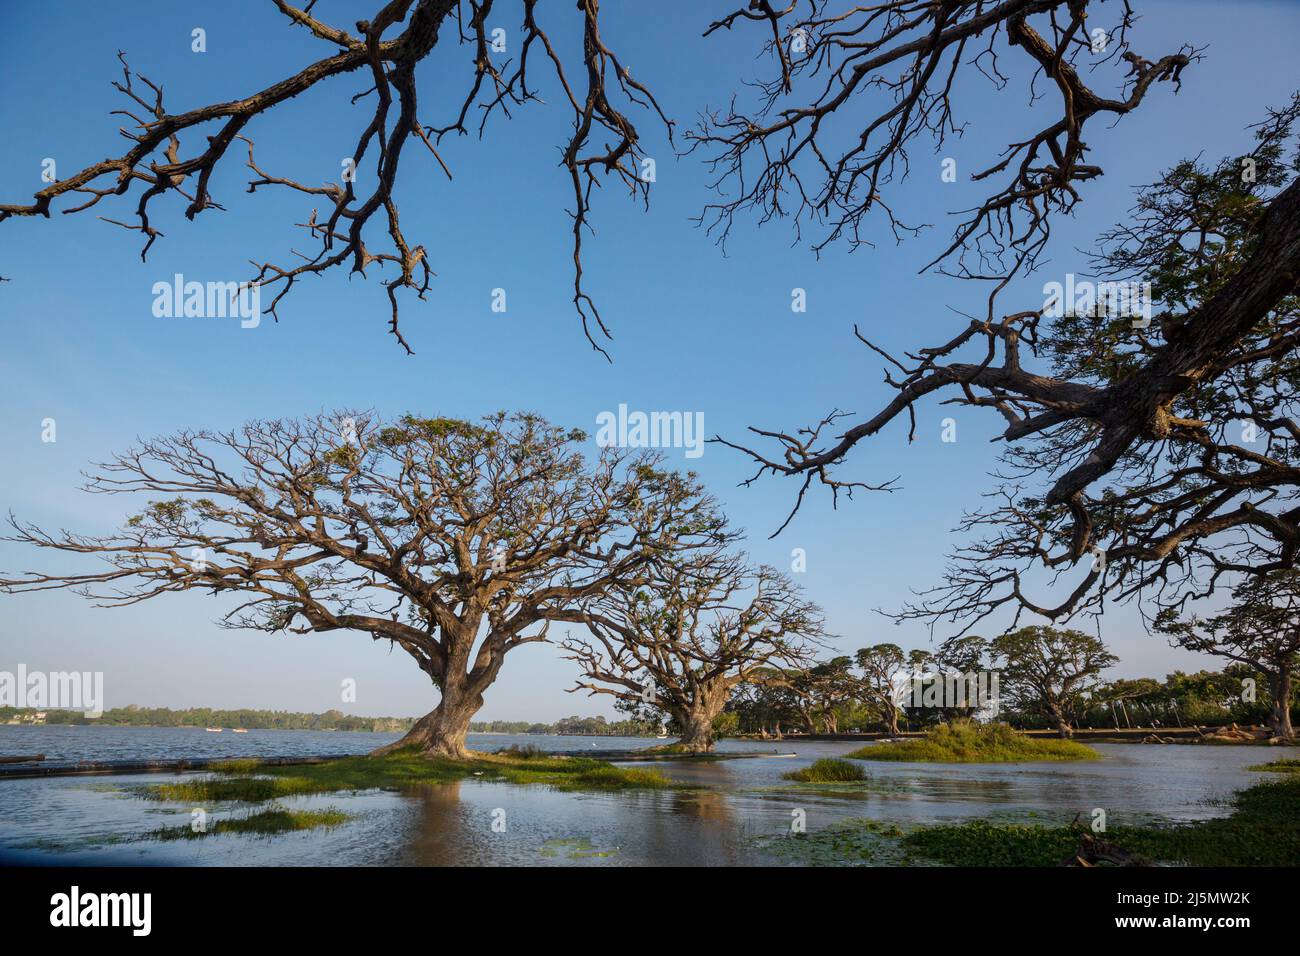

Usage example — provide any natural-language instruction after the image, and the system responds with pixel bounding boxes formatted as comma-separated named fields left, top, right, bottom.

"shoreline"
left=739, top=726, right=1292, bottom=745
left=1, top=724, right=661, bottom=739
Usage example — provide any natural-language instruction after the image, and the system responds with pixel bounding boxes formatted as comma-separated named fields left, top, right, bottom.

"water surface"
left=0, top=726, right=1267, bottom=866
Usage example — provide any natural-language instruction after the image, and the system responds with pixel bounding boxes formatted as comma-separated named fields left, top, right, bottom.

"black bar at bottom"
left=0, top=864, right=1278, bottom=939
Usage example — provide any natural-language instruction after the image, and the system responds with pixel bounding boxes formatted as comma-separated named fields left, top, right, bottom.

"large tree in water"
left=562, top=550, right=825, bottom=752
left=0, top=411, right=724, bottom=758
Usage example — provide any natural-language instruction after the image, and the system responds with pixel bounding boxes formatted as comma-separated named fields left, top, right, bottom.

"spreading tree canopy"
left=1, top=411, right=726, bottom=756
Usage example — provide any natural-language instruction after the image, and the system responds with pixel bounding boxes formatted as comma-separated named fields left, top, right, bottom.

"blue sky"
left=1, top=1, right=1297, bottom=720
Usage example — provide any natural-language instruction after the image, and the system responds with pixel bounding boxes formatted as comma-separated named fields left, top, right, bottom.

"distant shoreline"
left=1, top=725, right=660, bottom=738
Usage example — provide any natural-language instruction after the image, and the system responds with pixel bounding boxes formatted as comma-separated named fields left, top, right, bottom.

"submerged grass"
left=848, top=722, right=1098, bottom=763
left=903, top=774, right=1300, bottom=866
left=140, top=747, right=682, bottom=803
left=152, top=806, right=349, bottom=841
left=783, top=758, right=868, bottom=783
left=753, top=818, right=912, bottom=866
left=1248, top=757, right=1300, bottom=773
left=756, top=775, right=1300, bottom=867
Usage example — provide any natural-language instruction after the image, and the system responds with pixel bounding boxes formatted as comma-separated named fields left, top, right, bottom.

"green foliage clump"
left=847, top=721, right=1098, bottom=763
left=783, top=758, right=868, bottom=783
left=904, top=820, right=1079, bottom=866
left=562, top=766, right=677, bottom=790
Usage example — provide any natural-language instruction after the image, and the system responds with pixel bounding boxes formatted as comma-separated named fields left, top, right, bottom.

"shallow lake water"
left=0, top=725, right=1271, bottom=866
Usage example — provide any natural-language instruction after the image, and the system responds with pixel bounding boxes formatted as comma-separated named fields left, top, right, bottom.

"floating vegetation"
left=751, top=818, right=914, bottom=866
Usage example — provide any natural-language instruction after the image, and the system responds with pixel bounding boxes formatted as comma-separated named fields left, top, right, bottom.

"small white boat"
left=205, top=727, right=223, bottom=733
left=232, top=728, right=248, bottom=734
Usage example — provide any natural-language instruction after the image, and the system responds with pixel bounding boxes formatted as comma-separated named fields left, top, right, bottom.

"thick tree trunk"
left=676, top=708, right=718, bottom=753
left=1269, top=670, right=1295, bottom=739
left=372, top=679, right=482, bottom=759
left=884, top=704, right=900, bottom=736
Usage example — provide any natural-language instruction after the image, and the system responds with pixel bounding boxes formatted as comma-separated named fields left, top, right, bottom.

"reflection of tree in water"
left=399, top=772, right=757, bottom=865
left=625, top=788, right=747, bottom=866
left=402, top=780, right=473, bottom=866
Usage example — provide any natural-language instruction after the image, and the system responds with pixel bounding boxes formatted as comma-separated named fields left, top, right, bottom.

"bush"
left=783, top=758, right=869, bottom=783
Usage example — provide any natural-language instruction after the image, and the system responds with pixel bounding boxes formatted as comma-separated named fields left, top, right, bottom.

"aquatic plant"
left=782, top=758, right=868, bottom=783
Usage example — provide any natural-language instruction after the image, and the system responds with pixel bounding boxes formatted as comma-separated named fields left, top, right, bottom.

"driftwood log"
left=1061, top=816, right=1152, bottom=867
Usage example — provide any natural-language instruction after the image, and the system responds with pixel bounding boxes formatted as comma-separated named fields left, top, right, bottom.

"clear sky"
left=2, top=1, right=1297, bottom=720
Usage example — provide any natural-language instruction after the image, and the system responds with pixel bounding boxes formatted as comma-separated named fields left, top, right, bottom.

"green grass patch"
left=1248, top=757, right=1300, bottom=773
left=847, top=722, right=1098, bottom=763
left=142, top=775, right=319, bottom=803
left=559, top=765, right=677, bottom=790
left=208, top=758, right=264, bottom=774
left=152, top=806, right=349, bottom=841
left=783, top=758, right=868, bottom=783
left=903, top=774, right=1300, bottom=866
left=140, top=747, right=683, bottom=803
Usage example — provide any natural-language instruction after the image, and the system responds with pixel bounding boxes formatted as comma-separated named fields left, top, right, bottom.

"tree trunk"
left=372, top=678, right=482, bottom=759
left=883, top=703, right=900, bottom=736
left=676, top=707, right=718, bottom=753
left=1269, top=670, right=1295, bottom=739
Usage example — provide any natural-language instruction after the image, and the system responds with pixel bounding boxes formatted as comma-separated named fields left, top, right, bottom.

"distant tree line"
left=0, top=706, right=659, bottom=738
left=0, top=705, right=413, bottom=732
left=726, top=626, right=1297, bottom=740
left=470, top=716, right=658, bottom=737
